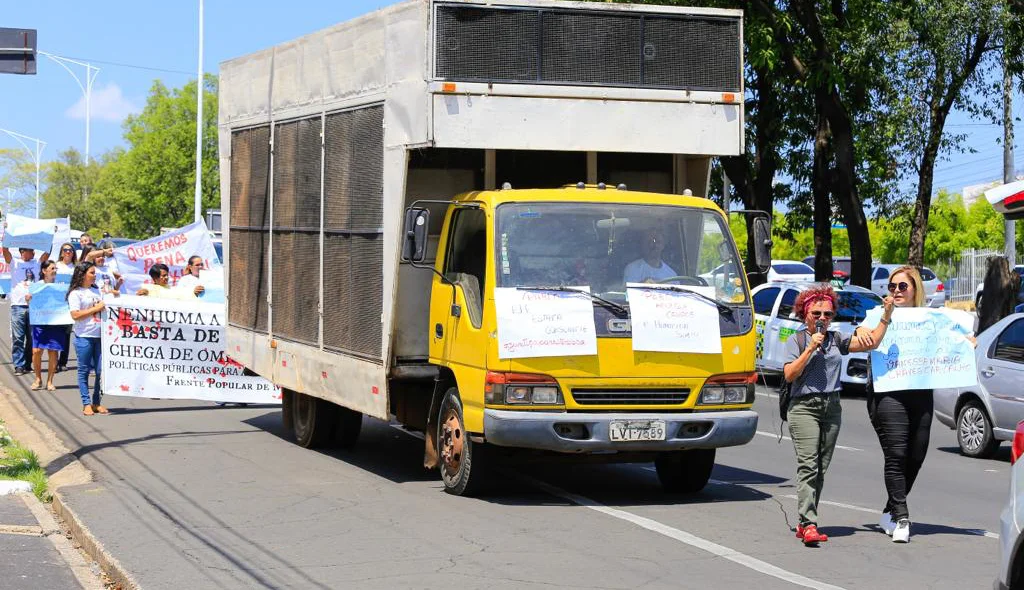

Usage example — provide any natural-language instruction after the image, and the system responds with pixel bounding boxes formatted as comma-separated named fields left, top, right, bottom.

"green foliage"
left=40, top=148, right=112, bottom=236
left=0, top=421, right=48, bottom=502
left=0, top=148, right=39, bottom=215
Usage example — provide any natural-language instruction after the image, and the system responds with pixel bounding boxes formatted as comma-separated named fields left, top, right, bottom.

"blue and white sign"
left=865, top=307, right=977, bottom=392
left=28, top=282, right=73, bottom=325
left=2, top=214, right=57, bottom=252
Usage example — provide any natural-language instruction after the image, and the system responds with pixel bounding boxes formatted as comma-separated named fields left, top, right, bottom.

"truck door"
left=430, top=207, right=489, bottom=380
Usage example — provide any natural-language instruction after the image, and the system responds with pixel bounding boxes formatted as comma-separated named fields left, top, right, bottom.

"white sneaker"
left=892, top=519, right=910, bottom=543
left=879, top=512, right=896, bottom=536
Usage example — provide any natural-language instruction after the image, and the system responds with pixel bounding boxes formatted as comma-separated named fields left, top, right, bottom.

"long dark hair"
left=979, top=256, right=1019, bottom=334
left=40, top=260, right=56, bottom=281
left=59, top=242, right=78, bottom=264
left=66, top=261, right=97, bottom=300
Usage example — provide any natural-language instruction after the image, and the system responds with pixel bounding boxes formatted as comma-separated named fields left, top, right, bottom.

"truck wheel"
left=281, top=388, right=295, bottom=433
left=957, top=399, right=1000, bottom=458
left=292, top=392, right=337, bottom=449
left=333, top=406, right=363, bottom=449
left=437, top=388, right=485, bottom=496
left=655, top=449, right=716, bottom=493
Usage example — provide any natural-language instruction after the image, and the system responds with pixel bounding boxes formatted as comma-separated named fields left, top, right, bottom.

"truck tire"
left=292, top=392, right=337, bottom=449
left=655, top=449, right=716, bottom=493
left=333, top=406, right=363, bottom=449
left=437, top=387, right=485, bottom=496
left=957, top=399, right=1000, bottom=458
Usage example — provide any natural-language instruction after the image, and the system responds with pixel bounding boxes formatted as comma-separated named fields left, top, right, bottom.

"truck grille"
left=571, top=389, right=690, bottom=405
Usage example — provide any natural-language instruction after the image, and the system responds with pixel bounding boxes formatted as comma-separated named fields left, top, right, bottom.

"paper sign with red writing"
left=112, top=220, right=221, bottom=295
left=626, top=284, right=722, bottom=353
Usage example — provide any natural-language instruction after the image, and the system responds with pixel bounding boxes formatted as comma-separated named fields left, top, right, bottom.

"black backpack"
left=778, top=330, right=807, bottom=422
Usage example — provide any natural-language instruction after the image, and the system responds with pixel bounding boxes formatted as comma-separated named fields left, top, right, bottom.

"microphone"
left=815, top=319, right=825, bottom=350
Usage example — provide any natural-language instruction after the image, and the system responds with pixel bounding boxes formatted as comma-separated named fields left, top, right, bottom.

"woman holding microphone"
left=783, top=284, right=894, bottom=546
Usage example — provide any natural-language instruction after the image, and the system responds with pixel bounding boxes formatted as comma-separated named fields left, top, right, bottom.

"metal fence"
left=944, top=248, right=1001, bottom=303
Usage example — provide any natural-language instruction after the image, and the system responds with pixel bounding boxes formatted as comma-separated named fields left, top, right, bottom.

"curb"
left=0, top=382, right=139, bottom=589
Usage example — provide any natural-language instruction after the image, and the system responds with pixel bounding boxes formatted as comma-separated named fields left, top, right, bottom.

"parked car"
left=935, top=312, right=1024, bottom=457
left=996, top=419, right=1024, bottom=590
left=767, top=259, right=815, bottom=283
left=752, top=281, right=884, bottom=389
left=870, top=263, right=945, bottom=308
left=801, top=255, right=851, bottom=280
left=975, top=264, right=1024, bottom=311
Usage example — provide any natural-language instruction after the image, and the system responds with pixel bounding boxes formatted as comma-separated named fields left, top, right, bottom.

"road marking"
left=756, top=392, right=779, bottom=399
left=755, top=430, right=863, bottom=452
left=525, top=476, right=846, bottom=590
left=985, top=469, right=1000, bottom=473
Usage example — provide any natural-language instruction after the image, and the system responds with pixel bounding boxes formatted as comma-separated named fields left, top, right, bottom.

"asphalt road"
left=0, top=302, right=1006, bottom=589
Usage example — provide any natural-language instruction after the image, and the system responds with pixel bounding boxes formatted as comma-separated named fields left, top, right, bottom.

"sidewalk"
left=0, top=491, right=102, bottom=590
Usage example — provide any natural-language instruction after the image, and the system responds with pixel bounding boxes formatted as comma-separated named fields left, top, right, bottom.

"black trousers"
left=867, top=389, right=933, bottom=521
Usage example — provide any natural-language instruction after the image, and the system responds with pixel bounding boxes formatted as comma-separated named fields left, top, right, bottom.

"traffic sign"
left=0, top=28, right=37, bottom=75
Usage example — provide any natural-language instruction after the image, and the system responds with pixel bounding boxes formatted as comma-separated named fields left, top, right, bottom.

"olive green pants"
left=788, top=392, right=842, bottom=527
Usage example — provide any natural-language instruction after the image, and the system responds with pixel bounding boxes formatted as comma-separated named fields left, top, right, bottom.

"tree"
left=99, top=74, right=219, bottom=238
left=0, top=148, right=39, bottom=216
left=40, top=148, right=113, bottom=235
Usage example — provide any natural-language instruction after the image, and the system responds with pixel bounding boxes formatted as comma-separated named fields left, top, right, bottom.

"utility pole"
left=193, top=0, right=205, bottom=224
left=38, top=52, right=99, bottom=163
left=1004, top=47, right=1016, bottom=265
left=722, top=169, right=731, bottom=214
left=0, top=128, right=46, bottom=217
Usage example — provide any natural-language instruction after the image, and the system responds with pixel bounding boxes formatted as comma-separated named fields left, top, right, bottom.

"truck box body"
left=219, top=0, right=745, bottom=426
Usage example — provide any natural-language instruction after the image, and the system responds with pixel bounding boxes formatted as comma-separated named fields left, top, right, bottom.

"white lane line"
left=755, top=431, right=863, bottom=452
left=756, top=392, right=779, bottom=399
left=524, top=476, right=846, bottom=590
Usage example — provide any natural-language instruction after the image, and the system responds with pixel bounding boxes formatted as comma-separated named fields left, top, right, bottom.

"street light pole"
left=38, top=51, right=100, bottom=164
left=0, top=128, right=46, bottom=217
left=194, top=0, right=205, bottom=224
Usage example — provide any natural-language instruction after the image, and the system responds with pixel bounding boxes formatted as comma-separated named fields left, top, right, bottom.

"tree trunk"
left=819, top=89, right=873, bottom=287
left=812, top=108, right=834, bottom=282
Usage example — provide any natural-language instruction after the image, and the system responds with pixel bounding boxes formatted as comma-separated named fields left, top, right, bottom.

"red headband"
left=801, top=293, right=836, bottom=318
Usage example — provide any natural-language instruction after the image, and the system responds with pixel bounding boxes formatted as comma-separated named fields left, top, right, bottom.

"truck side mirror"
left=402, top=207, right=430, bottom=263
left=752, top=216, right=772, bottom=274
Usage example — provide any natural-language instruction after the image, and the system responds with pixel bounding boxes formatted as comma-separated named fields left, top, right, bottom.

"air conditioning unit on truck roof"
left=220, top=0, right=767, bottom=496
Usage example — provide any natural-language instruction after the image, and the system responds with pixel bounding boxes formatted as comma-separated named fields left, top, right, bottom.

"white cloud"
left=64, top=83, right=139, bottom=123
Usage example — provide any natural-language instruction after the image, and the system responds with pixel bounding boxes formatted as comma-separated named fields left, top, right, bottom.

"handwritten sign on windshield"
left=864, top=307, right=976, bottom=392
left=627, top=286, right=722, bottom=353
left=494, top=287, right=598, bottom=359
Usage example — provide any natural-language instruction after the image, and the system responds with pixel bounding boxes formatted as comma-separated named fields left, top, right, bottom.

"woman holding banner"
left=783, top=284, right=894, bottom=546
left=66, top=262, right=109, bottom=416
left=856, top=266, right=971, bottom=544
left=28, top=261, right=64, bottom=391
left=54, top=243, right=77, bottom=372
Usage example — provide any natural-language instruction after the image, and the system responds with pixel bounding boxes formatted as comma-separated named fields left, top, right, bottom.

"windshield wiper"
left=627, top=283, right=733, bottom=316
left=516, top=285, right=629, bottom=317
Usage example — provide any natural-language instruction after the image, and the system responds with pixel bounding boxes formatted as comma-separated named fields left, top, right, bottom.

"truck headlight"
left=485, top=372, right=564, bottom=406
left=698, top=373, right=757, bottom=406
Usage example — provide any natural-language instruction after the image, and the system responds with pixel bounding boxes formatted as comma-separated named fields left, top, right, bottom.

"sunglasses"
left=809, top=310, right=835, bottom=319
left=888, top=281, right=911, bottom=293
left=61, top=248, right=73, bottom=253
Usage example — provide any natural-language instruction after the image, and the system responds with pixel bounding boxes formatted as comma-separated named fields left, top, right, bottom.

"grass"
left=0, top=420, right=50, bottom=502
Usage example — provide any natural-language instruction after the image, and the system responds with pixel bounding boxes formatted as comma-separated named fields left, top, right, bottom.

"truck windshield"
left=494, top=202, right=747, bottom=305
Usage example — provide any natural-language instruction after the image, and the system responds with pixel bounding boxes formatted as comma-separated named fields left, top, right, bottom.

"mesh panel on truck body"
left=228, top=125, right=271, bottom=333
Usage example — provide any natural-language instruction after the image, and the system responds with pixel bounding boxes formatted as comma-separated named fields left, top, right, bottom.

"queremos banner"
left=112, top=220, right=222, bottom=295
left=102, top=295, right=280, bottom=404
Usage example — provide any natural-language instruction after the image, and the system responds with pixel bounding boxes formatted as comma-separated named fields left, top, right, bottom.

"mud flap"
left=423, top=379, right=445, bottom=469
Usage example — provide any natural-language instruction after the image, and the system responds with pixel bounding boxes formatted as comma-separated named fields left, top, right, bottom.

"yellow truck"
left=219, top=0, right=770, bottom=495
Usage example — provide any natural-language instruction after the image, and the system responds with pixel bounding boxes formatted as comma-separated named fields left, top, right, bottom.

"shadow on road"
left=936, top=445, right=1012, bottom=463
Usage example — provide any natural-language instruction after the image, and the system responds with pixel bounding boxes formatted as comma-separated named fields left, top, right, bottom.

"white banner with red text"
left=111, top=220, right=222, bottom=295
left=101, top=296, right=281, bottom=404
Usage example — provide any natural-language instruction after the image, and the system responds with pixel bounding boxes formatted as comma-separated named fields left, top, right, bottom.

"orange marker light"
left=441, top=82, right=457, bottom=93
left=722, top=92, right=737, bottom=103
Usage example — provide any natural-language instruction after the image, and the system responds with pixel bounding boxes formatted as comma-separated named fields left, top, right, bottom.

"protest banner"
left=494, top=287, right=598, bottom=358
left=198, top=268, right=225, bottom=303
left=112, top=220, right=222, bottom=295
left=864, top=306, right=977, bottom=392
left=627, top=285, right=722, bottom=353
left=2, top=214, right=56, bottom=251
left=0, top=258, right=9, bottom=296
left=49, top=217, right=71, bottom=258
left=28, top=282, right=72, bottom=325
left=102, top=296, right=280, bottom=404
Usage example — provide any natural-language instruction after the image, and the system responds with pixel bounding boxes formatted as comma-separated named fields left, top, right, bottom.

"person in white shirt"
left=66, top=262, right=109, bottom=416
left=54, top=242, right=78, bottom=273
left=2, top=247, right=48, bottom=375
left=136, top=263, right=196, bottom=300
left=82, top=243, right=122, bottom=294
left=175, top=255, right=206, bottom=297
left=623, top=228, right=678, bottom=284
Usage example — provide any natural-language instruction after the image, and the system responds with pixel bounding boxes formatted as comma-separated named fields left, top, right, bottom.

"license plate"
left=609, top=420, right=667, bottom=442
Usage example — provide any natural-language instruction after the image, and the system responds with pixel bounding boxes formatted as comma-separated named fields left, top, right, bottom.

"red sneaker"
left=795, top=525, right=805, bottom=539
left=801, top=525, right=828, bottom=545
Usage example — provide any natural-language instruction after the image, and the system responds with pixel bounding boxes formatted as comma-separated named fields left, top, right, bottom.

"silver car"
left=935, top=312, right=1024, bottom=458
left=870, top=263, right=946, bottom=308
left=997, top=420, right=1024, bottom=589
left=751, top=282, right=884, bottom=389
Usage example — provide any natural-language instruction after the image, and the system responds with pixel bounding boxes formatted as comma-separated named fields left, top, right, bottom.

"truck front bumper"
left=483, top=409, right=758, bottom=453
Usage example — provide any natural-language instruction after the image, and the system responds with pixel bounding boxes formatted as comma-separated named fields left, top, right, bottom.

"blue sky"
left=1, top=0, right=1021, bottom=202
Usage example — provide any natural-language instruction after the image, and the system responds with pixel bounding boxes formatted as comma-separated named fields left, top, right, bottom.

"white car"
left=752, top=282, right=884, bottom=388
left=870, top=263, right=945, bottom=308
left=997, top=420, right=1024, bottom=590
left=935, top=312, right=1024, bottom=457
left=767, top=260, right=815, bottom=283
